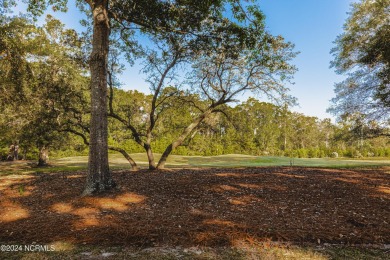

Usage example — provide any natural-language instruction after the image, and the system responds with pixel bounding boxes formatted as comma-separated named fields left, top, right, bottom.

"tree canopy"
left=0, top=15, right=89, bottom=164
left=329, top=0, right=390, bottom=124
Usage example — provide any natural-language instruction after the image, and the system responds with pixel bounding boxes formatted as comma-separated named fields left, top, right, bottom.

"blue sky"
left=259, top=0, right=356, bottom=119
left=13, top=0, right=357, bottom=120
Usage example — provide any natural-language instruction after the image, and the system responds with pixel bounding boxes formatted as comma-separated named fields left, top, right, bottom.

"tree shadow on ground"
left=0, top=167, right=389, bottom=250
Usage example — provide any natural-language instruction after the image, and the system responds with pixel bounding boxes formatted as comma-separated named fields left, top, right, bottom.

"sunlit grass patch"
left=1, top=154, right=390, bottom=176
left=234, top=242, right=327, bottom=260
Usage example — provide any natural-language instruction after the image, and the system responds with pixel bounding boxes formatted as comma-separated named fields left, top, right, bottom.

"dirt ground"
left=0, top=166, right=389, bottom=249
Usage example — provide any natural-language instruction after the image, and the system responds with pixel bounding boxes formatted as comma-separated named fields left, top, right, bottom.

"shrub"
left=308, top=148, right=319, bottom=158
left=297, top=149, right=308, bottom=158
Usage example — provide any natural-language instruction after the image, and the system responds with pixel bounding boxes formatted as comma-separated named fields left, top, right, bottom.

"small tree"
left=156, top=12, right=298, bottom=168
left=106, top=3, right=297, bottom=169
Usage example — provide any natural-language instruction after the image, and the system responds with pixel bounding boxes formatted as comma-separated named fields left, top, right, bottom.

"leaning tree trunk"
left=83, top=0, right=115, bottom=196
left=157, top=110, right=212, bottom=169
left=108, top=146, right=139, bottom=171
left=37, top=146, right=49, bottom=167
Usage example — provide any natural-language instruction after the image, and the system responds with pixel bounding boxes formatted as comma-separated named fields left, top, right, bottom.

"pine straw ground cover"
left=0, top=166, right=389, bottom=259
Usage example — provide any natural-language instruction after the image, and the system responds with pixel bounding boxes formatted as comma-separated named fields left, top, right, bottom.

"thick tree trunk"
left=23, top=148, right=27, bottom=160
left=144, top=144, right=156, bottom=170
left=83, top=1, right=115, bottom=196
left=157, top=144, right=174, bottom=169
left=37, top=146, right=49, bottom=167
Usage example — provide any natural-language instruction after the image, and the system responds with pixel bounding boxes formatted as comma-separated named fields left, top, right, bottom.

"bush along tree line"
left=1, top=0, right=389, bottom=194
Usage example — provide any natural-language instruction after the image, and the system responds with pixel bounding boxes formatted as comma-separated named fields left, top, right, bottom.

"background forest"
left=1, top=9, right=389, bottom=166
left=1, top=85, right=389, bottom=161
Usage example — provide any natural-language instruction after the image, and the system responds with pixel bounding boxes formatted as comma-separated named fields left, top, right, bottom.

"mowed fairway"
left=62, top=153, right=390, bottom=168
left=2, top=154, right=388, bottom=176
left=0, top=156, right=390, bottom=259
left=1, top=154, right=390, bottom=177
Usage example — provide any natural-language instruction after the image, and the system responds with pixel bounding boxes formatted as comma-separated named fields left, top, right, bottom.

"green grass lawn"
left=63, top=153, right=390, bottom=168
left=1, top=153, right=389, bottom=176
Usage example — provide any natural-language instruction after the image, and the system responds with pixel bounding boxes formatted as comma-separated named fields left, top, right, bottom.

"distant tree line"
left=104, top=90, right=390, bottom=160
left=2, top=85, right=389, bottom=164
